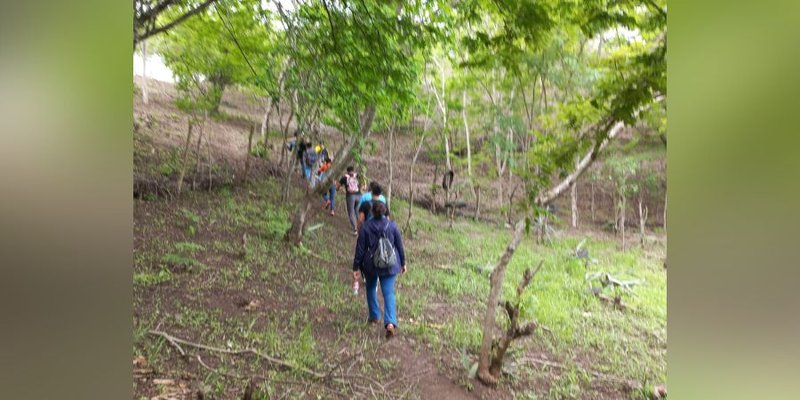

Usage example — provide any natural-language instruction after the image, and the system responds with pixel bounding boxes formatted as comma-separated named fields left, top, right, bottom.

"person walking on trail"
left=357, top=182, right=387, bottom=231
left=318, top=142, right=330, bottom=162
left=353, top=201, right=406, bottom=338
left=302, top=140, right=318, bottom=183
left=318, top=157, right=336, bottom=216
left=338, top=166, right=361, bottom=235
left=296, top=137, right=309, bottom=177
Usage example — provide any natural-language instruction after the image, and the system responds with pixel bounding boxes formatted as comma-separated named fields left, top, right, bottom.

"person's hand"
left=401, top=265, right=407, bottom=275
left=353, top=271, right=361, bottom=281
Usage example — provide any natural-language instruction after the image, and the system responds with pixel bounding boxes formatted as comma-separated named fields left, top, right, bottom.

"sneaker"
left=367, top=319, right=379, bottom=325
left=330, top=210, right=335, bottom=216
left=385, top=324, right=396, bottom=339
left=352, top=230, right=358, bottom=236
left=323, top=200, right=331, bottom=210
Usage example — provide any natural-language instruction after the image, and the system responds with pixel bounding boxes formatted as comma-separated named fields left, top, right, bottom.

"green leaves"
left=157, top=0, right=279, bottom=114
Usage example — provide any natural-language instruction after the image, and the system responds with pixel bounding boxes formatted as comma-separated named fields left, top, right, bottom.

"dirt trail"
left=312, top=187, right=477, bottom=400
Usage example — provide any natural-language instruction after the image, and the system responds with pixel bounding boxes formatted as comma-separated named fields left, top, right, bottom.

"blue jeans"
left=303, top=164, right=312, bottom=180
left=365, top=274, right=397, bottom=327
left=323, top=185, right=336, bottom=210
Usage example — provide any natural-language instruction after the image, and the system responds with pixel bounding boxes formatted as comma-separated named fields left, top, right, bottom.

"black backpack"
left=372, top=223, right=398, bottom=269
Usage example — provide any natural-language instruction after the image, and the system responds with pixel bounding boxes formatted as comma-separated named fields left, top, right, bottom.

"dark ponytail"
left=372, top=201, right=387, bottom=219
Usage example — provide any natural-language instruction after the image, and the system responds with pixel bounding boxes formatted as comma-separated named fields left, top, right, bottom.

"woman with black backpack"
left=352, top=201, right=406, bottom=338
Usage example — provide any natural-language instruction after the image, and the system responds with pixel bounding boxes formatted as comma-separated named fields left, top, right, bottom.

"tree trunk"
left=463, top=90, right=472, bottom=178
left=387, top=122, right=394, bottom=210
left=497, top=172, right=504, bottom=224
left=141, top=40, right=149, bottom=105
left=260, top=103, right=272, bottom=144
left=440, top=65, right=451, bottom=172
left=474, top=187, right=481, bottom=221
left=638, top=197, right=648, bottom=248
left=477, top=220, right=526, bottom=386
left=570, top=179, right=578, bottom=228
left=620, top=194, right=627, bottom=250
left=281, top=156, right=296, bottom=203
left=191, top=112, right=207, bottom=190
left=404, top=134, right=425, bottom=234
left=431, top=164, right=438, bottom=214
left=536, top=121, right=624, bottom=206
left=285, top=197, right=313, bottom=245
left=591, top=181, right=596, bottom=222
left=176, top=121, right=194, bottom=196
left=663, top=189, right=667, bottom=230
left=507, top=183, right=518, bottom=226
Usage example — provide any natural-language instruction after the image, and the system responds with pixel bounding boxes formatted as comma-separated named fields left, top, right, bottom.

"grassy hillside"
left=133, top=171, right=666, bottom=399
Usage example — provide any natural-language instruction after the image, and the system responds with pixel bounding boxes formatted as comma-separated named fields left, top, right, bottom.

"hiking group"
left=286, top=135, right=407, bottom=339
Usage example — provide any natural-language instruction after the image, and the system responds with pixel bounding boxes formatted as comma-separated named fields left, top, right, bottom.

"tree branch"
left=135, top=0, right=219, bottom=46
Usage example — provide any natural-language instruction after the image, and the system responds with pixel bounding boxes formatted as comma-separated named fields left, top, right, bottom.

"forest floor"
left=133, top=79, right=666, bottom=399
left=133, top=176, right=666, bottom=400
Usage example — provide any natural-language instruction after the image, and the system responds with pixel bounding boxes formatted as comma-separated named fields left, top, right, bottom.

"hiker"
left=338, top=166, right=362, bottom=235
left=318, top=143, right=330, bottom=161
left=296, top=136, right=309, bottom=176
left=318, top=157, right=336, bottom=216
left=302, top=139, right=318, bottom=183
left=353, top=201, right=406, bottom=338
left=357, top=182, right=387, bottom=231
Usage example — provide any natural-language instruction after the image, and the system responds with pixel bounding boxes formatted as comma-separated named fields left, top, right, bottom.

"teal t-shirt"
left=358, top=193, right=387, bottom=219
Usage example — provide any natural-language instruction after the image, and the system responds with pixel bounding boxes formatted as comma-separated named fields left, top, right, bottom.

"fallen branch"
left=151, top=330, right=377, bottom=398
left=149, top=330, right=325, bottom=379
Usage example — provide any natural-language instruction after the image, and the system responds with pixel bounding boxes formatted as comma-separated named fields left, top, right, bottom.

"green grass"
left=389, top=199, right=667, bottom=396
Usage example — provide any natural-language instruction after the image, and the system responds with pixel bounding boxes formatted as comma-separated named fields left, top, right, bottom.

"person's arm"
left=393, top=223, right=406, bottom=272
left=353, top=227, right=366, bottom=280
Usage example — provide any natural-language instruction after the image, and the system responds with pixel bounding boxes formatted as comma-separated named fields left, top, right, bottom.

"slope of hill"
left=133, top=80, right=666, bottom=399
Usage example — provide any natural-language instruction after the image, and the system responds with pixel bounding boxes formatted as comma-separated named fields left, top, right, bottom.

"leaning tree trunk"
left=536, top=121, right=624, bottom=206
left=477, top=219, right=526, bottom=386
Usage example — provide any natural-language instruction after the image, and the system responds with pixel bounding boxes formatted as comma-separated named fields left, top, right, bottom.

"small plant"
left=134, top=267, right=172, bottom=286
left=250, top=141, right=269, bottom=158
left=180, top=208, right=202, bottom=237
left=174, top=242, right=205, bottom=253
left=161, top=253, right=205, bottom=273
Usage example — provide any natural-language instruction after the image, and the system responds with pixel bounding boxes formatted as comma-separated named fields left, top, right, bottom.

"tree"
left=605, top=157, right=639, bottom=250
left=458, top=0, right=666, bottom=385
left=281, top=0, right=446, bottom=245
left=157, top=0, right=277, bottom=115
